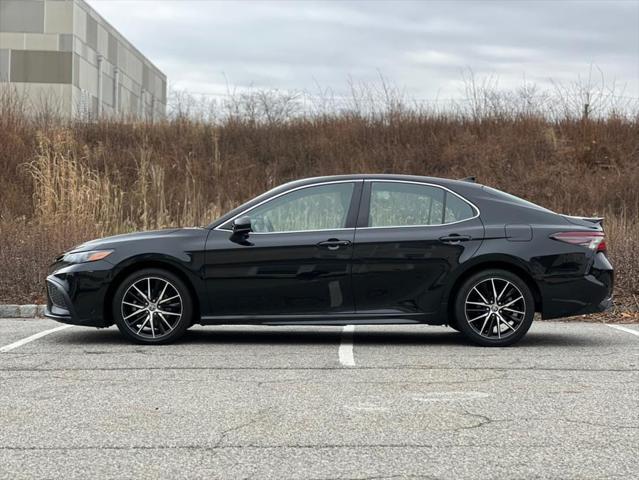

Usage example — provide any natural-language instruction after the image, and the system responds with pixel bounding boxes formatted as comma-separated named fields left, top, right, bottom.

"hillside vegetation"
left=0, top=88, right=637, bottom=314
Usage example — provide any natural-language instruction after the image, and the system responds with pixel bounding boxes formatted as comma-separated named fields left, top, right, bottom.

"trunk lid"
left=561, top=215, right=604, bottom=230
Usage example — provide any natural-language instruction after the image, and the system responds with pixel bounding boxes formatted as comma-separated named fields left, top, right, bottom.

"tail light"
left=550, top=231, right=606, bottom=252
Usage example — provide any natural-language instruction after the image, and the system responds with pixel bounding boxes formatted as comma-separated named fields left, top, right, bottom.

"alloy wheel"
left=464, top=277, right=526, bottom=340
left=120, top=277, right=183, bottom=339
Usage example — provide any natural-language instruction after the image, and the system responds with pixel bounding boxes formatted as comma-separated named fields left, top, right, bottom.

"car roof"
left=277, top=174, right=483, bottom=190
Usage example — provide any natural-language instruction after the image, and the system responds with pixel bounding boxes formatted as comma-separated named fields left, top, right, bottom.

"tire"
left=447, top=319, right=462, bottom=332
left=113, top=268, right=193, bottom=344
left=454, top=269, right=534, bottom=347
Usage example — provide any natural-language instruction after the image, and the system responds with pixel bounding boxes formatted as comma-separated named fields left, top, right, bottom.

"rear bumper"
left=540, top=252, right=614, bottom=320
left=595, top=295, right=614, bottom=312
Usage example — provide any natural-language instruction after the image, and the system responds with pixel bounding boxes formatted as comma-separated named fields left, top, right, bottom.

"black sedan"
left=45, top=174, right=613, bottom=346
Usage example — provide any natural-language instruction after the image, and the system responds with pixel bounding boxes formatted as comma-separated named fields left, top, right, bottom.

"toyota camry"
left=45, top=174, right=613, bottom=346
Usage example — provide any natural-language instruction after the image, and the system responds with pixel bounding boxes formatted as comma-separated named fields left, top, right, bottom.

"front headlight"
left=63, top=249, right=114, bottom=264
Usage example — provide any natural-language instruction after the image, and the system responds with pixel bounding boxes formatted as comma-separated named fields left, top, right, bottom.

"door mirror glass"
left=232, top=216, right=252, bottom=235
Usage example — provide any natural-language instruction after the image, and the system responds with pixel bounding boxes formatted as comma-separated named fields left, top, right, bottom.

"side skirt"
left=199, top=312, right=446, bottom=326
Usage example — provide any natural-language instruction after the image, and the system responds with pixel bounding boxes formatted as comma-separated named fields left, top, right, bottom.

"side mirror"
left=232, top=216, right=252, bottom=236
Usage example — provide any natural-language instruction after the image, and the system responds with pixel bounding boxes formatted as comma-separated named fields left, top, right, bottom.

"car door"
left=352, top=180, right=484, bottom=318
left=203, top=181, right=363, bottom=319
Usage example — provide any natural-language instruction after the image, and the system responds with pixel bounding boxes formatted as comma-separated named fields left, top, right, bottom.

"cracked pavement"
left=0, top=319, right=638, bottom=479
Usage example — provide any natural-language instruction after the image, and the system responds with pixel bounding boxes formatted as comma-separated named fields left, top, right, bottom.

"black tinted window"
left=369, top=182, right=475, bottom=227
left=227, top=182, right=355, bottom=233
left=445, top=192, right=476, bottom=223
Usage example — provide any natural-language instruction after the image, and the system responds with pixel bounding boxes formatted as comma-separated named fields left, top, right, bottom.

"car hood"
left=70, top=228, right=204, bottom=252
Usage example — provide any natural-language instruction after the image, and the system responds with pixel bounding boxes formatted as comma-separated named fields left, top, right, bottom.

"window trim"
left=214, top=180, right=361, bottom=235
left=360, top=179, right=480, bottom=229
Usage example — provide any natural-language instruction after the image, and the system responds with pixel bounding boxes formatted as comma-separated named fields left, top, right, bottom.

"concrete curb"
left=0, top=305, right=47, bottom=318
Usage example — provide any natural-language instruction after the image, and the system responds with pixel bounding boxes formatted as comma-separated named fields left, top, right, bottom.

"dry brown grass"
left=0, top=90, right=637, bottom=306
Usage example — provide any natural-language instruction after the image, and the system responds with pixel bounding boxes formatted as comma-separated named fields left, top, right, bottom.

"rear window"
left=482, top=186, right=552, bottom=212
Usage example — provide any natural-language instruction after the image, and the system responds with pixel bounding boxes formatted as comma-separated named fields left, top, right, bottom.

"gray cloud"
left=88, top=0, right=639, bottom=99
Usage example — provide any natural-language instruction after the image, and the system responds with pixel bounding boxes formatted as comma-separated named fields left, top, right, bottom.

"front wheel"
left=113, top=268, right=193, bottom=344
left=454, top=269, right=535, bottom=347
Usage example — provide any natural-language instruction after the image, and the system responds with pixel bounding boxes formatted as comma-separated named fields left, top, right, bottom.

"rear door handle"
left=439, top=234, right=471, bottom=244
left=317, top=239, right=352, bottom=251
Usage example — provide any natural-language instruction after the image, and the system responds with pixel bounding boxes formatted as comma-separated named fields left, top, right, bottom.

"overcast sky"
left=88, top=0, right=639, bottom=101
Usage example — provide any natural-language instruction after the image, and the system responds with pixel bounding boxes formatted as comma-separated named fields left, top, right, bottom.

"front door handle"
left=317, top=239, right=352, bottom=251
left=439, top=234, right=471, bottom=244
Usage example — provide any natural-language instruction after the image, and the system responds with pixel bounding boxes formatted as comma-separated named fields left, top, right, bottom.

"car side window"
left=444, top=192, right=476, bottom=223
left=229, top=182, right=355, bottom=233
left=369, top=182, right=474, bottom=227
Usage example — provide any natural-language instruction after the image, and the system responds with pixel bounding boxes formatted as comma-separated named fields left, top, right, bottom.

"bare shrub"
left=0, top=76, right=637, bottom=306
left=26, top=130, right=125, bottom=235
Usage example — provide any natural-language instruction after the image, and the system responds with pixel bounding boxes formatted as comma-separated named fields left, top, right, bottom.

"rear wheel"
left=113, top=268, right=193, bottom=344
left=454, top=269, right=534, bottom=347
left=447, top=319, right=461, bottom=332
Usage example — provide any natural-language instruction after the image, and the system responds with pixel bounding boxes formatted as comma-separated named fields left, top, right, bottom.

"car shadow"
left=59, top=324, right=605, bottom=348
left=184, top=328, right=473, bottom=346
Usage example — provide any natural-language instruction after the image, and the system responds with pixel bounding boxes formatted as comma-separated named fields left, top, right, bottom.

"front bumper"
left=45, top=276, right=78, bottom=322
left=44, top=261, right=114, bottom=327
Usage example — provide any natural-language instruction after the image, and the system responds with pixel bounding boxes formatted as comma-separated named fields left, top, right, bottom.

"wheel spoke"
left=486, top=315, right=496, bottom=336
left=157, top=281, right=169, bottom=304
left=149, top=313, right=156, bottom=338
left=124, top=308, right=146, bottom=320
left=159, top=294, right=179, bottom=304
left=132, top=285, right=149, bottom=302
left=467, top=301, right=490, bottom=307
left=123, top=301, right=145, bottom=309
left=497, top=281, right=510, bottom=302
left=480, top=314, right=491, bottom=335
left=497, top=313, right=517, bottom=332
left=501, top=296, right=523, bottom=309
left=136, top=314, right=150, bottom=334
left=157, top=312, right=174, bottom=331
left=502, top=307, right=524, bottom=315
left=157, top=309, right=180, bottom=317
left=147, top=278, right=152, bottom=302
left=472, top=286, right=490, bottom=304
left=500, top=309, right=523, bottom=326
left=468, top=312, right=489, bottom=323
left=491, top=279, right=498, bottom=303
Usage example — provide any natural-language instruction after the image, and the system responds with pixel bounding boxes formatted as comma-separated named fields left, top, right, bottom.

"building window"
left=107, top=33, right=118, bottom=64
left=0, top=49, right=10, bottom=82
left=10, top=50, right=72, bottom=84
left=0, top=0, right=45, bottom=33
left=102, top=73, right=114, bottom=107
left=86, top=15, right=98, bottom=51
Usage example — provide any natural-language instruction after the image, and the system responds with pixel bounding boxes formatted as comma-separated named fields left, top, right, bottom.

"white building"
left=0, top=0, right=166, bottom=119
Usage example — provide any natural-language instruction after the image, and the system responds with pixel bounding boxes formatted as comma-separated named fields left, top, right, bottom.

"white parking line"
left=338, top=324, right=356, bottom=367
left=0, top=325, right=72, bottom=353
left=606, top=324, right=639, bottom=338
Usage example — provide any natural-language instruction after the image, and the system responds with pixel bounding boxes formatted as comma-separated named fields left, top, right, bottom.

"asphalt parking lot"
left=0, top=319, right=637, bottom=479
